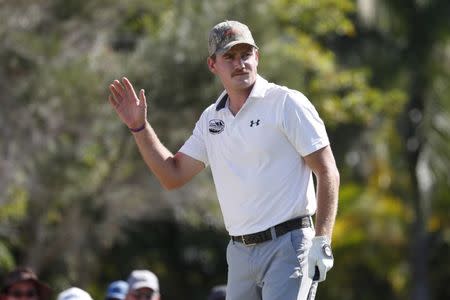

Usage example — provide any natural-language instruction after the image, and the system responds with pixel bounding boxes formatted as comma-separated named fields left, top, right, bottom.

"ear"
left=207, top=56, right=217, bottom=74
left=255, top=49, right=259, bottom=66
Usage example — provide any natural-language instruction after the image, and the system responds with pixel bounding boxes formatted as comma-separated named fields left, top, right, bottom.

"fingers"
left=139, top=89, right=146, bottom=107
left=308, top=260, right=316, bottom=279
left=316, top=264, right=326, bottom=282
left=112, top=80, right=126, bottom=98
left=109, top=84, right=122, bottom=104
left=108, top=78, right=134, bottom=104
left=108, top=77, right=145, bottom=109
left=108, top=94, right=118, bottom=108
left=122, top=77, right=138, bottom=100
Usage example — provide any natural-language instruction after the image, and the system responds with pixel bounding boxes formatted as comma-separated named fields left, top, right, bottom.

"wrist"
left=311, top=236, right=333, bottom=262
left=129, top=122, right=146, bottom=133
left=313, top=235, right=330, bottom=244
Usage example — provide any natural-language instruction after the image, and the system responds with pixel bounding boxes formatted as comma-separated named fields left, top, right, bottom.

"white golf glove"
left=308, top=235, right=334, bottom=282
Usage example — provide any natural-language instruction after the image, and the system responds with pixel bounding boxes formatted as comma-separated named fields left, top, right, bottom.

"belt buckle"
left=242, top=235, right=256, bottom=246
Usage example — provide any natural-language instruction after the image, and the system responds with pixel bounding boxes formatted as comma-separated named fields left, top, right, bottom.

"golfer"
left=108, top=20, right=339, bottom=300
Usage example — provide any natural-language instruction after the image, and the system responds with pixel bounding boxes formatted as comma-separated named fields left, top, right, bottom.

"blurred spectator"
left=126, top=270, right=159, bottom=300
left=105, top=281, right=128, bottom=300
left=57, top=287, right=93, bottom=300
left=207, top=285, right=226, bottom=300
left=0, top=267, right=51, bottom=300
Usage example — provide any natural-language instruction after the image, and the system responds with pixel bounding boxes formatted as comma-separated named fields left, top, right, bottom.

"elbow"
left=161, top=184, right=179, bottom=191
left=319, top=164, right=340, bottom=186
left=331, top=166, right=340, bottom=189
left=160, top=179, right=184, bottom=191
left=161, top=183, right=174, bottom=191
left=334, top=166, right=340, bottom=186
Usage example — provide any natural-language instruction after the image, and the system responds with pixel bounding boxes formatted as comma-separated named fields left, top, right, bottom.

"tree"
left=337, top=1, right=450, bottom=299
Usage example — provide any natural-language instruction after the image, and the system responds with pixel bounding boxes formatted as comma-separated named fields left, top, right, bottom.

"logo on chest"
left=209, top=119, right=225, bottom=134
left=250, top=119, right=261, bottom=127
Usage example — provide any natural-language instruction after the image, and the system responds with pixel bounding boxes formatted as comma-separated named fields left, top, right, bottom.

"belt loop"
left=270, top=226, right=277, bottom=239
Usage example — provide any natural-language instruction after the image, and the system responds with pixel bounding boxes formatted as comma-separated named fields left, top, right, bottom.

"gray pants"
left=226, top=227, right=316, bottom=300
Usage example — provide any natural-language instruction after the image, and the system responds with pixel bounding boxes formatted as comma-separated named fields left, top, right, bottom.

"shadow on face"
left=127, top=288, right=158, bottom=300
left=4, top=282, right=39, bottom=300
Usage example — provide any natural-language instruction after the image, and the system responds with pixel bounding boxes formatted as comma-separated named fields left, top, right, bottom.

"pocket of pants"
left=289, top=228, right=314, bottom=269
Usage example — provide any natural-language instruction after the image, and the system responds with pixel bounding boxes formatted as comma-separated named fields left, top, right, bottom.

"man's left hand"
left=308, top=236, right=334, bottom=282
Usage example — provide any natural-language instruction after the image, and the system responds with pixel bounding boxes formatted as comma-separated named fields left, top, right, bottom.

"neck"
left=227, top=92, right=247, bottom=115
left=226, top=84, right=254, bottom=115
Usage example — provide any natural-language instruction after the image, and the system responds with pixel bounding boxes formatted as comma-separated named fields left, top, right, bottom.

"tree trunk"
left=405, top=71, right=429, bottom=300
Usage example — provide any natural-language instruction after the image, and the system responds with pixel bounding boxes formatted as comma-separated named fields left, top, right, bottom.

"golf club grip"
left=313, top=266, right=320, bottom=281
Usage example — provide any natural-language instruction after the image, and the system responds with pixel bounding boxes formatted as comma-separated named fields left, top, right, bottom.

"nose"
left=233, top=57, right=245, bottom=68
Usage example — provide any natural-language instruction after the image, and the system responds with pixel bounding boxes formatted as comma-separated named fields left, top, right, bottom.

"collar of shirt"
left=215, top=75, right=269, bottom=111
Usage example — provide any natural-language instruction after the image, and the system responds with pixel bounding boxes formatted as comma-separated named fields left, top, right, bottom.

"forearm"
left=132, top=121, right=182, bottom=189
left=314, top=167, right=340, bottom=241
left=108, top=78, right=196, bottom=188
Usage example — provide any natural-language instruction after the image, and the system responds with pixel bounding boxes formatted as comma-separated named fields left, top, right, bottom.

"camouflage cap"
left=208, top=20, right=258, bottom=56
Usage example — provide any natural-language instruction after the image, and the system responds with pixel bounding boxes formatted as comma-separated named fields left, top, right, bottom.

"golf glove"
left=308, top=235, right=334, bottom=282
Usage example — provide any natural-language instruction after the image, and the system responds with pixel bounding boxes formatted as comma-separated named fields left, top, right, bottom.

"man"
left=125, top=270, right=160, bottom=300
left=105, top=281, right=129, bottom=300
left=108, top=20, right=339, bottom=300
left=57, top=287, right=93, bottom=300
left=1, top=267, right=51, bottom=300
left=207, top=285, right=226, bottom=300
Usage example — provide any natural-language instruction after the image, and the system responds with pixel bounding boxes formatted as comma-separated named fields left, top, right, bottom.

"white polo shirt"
left=179, top=75, right=329, bottom=235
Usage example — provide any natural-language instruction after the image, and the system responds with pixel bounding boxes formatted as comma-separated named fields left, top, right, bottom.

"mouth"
left=232, top=72, right=249, bottom=77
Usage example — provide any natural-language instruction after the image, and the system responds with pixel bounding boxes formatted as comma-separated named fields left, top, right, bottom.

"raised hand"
left=108, top=77, right=147, bottom=130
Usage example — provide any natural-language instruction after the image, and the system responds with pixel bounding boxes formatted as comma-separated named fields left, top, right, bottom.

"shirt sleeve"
left=178, top=114, right=209, bottom=166
left=281, top=91, right=330, bottom=157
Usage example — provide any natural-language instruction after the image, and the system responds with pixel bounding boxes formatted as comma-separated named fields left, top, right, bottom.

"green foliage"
left=1, top=186, right=28, bottom=220
left=272, top=0, right=356, bottom=36
left=0, top=242, right=15, bottom=270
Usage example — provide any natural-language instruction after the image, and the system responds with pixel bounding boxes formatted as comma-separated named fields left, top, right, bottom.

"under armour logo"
left=250, top=119, right=261, bottom=127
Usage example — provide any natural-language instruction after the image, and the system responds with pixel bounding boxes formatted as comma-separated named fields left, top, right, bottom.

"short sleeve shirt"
left=179, top=75, right=329, bottom=235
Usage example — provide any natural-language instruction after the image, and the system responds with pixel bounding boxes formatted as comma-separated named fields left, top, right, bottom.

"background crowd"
left=0, top=267, right=225, bottom=300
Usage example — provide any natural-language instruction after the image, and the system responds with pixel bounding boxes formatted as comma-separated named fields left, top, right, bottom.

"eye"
left=242, top=53, right=251, bottom=59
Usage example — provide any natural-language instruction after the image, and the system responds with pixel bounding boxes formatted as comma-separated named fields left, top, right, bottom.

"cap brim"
left=130, top=282, right=158, bottom=293
left=215, top=41, right=258, bottom=55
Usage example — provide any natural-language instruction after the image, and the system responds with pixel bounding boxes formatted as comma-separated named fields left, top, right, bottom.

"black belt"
left=231, top=216, right=312, bottom=246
